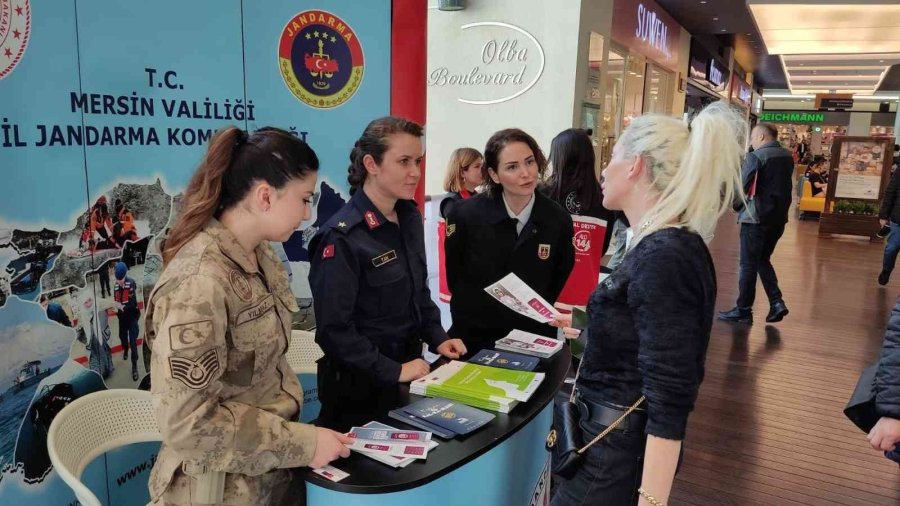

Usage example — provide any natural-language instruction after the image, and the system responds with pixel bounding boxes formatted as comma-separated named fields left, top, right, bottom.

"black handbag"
left=546, top=360, right=644, bottom=479
left=844, top=363, right=880, bottom=433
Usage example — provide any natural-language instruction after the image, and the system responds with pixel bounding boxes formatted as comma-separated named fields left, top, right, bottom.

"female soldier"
left=439, top=147, right=483, bottom=218
left=145, top=126, right=351, bottom=506
left=445, top=128, right=575, bottom=353
left=309, top=117, right=467, bottom=431
left=550, top=102, right=747, bottom=505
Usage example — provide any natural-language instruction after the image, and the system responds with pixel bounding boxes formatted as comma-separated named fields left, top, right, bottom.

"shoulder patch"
left=169, top=320, right=214, bottom=351
left=169, top=349, right=220, bottom=390
left=322, top=244, right=335, bottom=259
left=446, top=223, right=456, bottom=237
left=229, top=270, right=253, bottom=301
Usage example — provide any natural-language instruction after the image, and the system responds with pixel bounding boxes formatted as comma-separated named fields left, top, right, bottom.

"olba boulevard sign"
left=759, top=112, right=825, bottom=123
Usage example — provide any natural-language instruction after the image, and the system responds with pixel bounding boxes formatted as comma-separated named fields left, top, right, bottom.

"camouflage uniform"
left=145, top=220, right=316, bottom=505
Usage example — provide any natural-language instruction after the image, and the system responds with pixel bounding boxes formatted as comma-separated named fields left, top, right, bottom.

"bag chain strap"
left=569, top=357, right=646, bottom=455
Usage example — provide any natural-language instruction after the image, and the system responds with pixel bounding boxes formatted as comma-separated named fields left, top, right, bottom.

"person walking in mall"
left=549, top=102, right=747, bottom=506
left=878, top=162, right=900, bottom=285
left=719, top=123, right=793, bottom=325
left=146, top=126, right=351, bottom=505
left=309, top=117, right=467, bottom=432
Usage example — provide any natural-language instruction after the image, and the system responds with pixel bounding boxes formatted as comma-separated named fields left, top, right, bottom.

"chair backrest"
left=47, top=389, right=161, bottom=506
left=802, top=179, right=814, bottom=198
left=287, top=330, right=324, bottom=374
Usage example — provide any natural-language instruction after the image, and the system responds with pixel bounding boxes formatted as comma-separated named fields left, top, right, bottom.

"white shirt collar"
left=502, top=193, right=535, bottom=234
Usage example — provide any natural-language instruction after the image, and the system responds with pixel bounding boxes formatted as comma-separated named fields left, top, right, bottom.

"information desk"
left=304, top=346, right=571, bottom=506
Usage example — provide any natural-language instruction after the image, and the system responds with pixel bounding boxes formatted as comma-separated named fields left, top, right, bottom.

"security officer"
left=146, top=126, right=350, bottom=506
left=445, top=128, right=575, bottom=353
left=114, top=261, right=141, bottom=381
left=310, top=116, right=467, bottom=432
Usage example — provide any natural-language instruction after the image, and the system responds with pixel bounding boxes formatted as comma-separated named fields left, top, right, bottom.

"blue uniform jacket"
left=309, top=189, right=448, bottom=385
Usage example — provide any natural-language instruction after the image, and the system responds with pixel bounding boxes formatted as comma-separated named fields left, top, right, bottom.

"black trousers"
left=316, top=358, right=408, bottom=433
left=737, top=222, right=785, bottom=309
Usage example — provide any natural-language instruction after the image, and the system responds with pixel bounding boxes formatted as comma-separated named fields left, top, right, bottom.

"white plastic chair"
left=286, top=329, right=324, bottom=374
left=47, top=389, right=161, bottom=506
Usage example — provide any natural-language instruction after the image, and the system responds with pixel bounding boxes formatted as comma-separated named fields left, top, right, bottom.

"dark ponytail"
left=348, top=116, right=424, bottom=193
left=163, top=125, right=319, bottom=265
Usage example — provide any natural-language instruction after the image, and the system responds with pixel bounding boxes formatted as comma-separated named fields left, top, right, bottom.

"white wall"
left=425, top=0, right=585, bottom=194
left=848, top=112, right=873, bottom=136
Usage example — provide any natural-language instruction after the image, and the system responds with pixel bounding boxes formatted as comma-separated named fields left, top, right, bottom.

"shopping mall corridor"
left=669, top=214, right=900, bottom=505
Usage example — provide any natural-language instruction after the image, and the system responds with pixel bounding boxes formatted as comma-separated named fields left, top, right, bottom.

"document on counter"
left=311, top=465, right=349, bottom=483
left=485, top=273, right=560, bottom=323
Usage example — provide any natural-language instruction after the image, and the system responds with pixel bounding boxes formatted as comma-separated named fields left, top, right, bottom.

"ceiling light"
left=721, top=29, right=727, bottom=32
left=713, top=17, right=718, bottom=21
left=700, top=1, right=706, bottom=3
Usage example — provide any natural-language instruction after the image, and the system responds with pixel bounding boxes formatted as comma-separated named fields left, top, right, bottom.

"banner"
left=556, top=216, right=607, bottom=309
left=0, top=1, right=390, bottom=503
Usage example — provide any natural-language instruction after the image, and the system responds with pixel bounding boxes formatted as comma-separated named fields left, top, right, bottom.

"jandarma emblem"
left=278, top=10, right=364, bottom=109
left=0, top=0, right=31, bottom=80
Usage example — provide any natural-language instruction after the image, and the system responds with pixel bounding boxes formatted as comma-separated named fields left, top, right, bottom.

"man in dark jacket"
left=871, top=296, right=900, bottom=465
left=878, top=167, right=900, bottom=285
left=720, top=123, right=794, bottom=325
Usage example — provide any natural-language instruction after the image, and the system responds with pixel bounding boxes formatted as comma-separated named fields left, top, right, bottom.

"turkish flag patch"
left=322, top=244, right=335, bottom=259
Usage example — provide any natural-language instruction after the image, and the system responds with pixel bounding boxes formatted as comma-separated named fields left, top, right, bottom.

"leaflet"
left=346, top=439, right=430, bottom=459
left=348, top=427, right=432, bottom=443
left=311, top=465, right=349, bottom=483
left=485, top=273, right=559, bottom=323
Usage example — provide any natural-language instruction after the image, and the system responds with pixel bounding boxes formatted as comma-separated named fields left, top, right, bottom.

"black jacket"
left=445, top=191, right=575, bottom=351
left=579, top=228, right=716, bottom=440
left=309, top=190, right=447, bottom=385
left=740, top=141, right=794, bottom=225
left=876, top=296, right=900, bottom=463
left=879, top=169, right=900, bottom=225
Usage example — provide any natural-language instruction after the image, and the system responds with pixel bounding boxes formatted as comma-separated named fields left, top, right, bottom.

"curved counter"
left=303, top=346, right=571, bottom=505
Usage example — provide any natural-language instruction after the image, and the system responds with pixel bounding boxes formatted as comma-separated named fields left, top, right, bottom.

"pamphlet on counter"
left=485, top=273, right=560, bottom=323
left=495, top=329, right=563, bottom=359
left=411, top=360, right=545, bottom=413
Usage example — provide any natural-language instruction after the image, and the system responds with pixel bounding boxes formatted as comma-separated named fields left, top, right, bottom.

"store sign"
left=612, top=0, right=681, bottom=71
left=427, top=21, right=545, bottom=105
left=731, top=73, right=751, bottom=107
left=820, top=98, right=854, bottom=109
left=759, top=112, right=825, bottom=123
left=707, top=59, right=727, bottom=92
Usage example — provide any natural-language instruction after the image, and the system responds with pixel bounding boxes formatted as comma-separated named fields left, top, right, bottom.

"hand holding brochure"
left=485, top=273, right=560, bottom=323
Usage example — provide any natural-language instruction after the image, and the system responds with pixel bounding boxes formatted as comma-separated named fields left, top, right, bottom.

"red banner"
left=556, top=216, right=608, bottom=309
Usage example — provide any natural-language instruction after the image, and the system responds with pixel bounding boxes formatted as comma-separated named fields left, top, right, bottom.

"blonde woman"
left=550, top=102, right=747, bottom=506
left=439, top=147, right=483, bottom=218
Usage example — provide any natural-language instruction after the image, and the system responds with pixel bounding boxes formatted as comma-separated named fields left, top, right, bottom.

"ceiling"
left=654, top=0, right=900, bottom=94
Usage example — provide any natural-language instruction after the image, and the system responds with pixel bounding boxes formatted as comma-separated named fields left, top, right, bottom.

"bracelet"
left=638, top=487, right=666, bottom=506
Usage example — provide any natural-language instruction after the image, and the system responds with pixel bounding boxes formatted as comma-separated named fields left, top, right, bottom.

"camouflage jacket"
left=144, top=220, right=316, bottom=502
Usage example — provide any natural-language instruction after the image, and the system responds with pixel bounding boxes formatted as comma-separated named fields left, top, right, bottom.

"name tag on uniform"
left=235, top=294, right=275, bottom=326
left=371, top=250, right=398, bottom=268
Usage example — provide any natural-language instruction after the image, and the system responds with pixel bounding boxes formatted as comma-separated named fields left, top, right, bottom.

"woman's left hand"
left=437, top=338, right=468, bottom=359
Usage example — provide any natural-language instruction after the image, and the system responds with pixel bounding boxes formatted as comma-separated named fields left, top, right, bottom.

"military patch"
left=230, top=269, right=253, bottom=301
left=235, top=294, right=275, bottom=327
left=322, top=244, right=335, bottom=259
left=371, top=249, right=397, bottom=268
left=364, top=210, right=380, bottom=229
left=169, top=349, right=220, bottom=390
left=169, top=320, right=213, bottom=351
left=446, top=223, right=456, bottom=237
left=538, top=243, right=551, bottom=260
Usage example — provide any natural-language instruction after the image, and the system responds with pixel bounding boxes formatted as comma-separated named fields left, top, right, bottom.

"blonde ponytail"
left=619, top=101, right=747, bottom=246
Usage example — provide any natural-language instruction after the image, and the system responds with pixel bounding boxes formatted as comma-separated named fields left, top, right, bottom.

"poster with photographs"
left=833, top=141, right=887, bottom=200
left=0, top=1, right=388, bottom=503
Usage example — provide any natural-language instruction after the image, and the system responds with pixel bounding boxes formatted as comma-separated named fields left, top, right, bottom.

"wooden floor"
left=669, top=212, right=900, bottom=505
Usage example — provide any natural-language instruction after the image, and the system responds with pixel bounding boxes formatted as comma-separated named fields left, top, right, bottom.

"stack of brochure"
left=495, top=329, right=563, bottom=359
left=390, top=397, right=495, bottom=439
left=347, top=421, right=438, bottom=468
left=410, top=360, right=545, bottom=413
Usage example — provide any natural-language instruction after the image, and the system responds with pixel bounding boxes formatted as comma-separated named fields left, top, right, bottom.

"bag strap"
left=569, top=355, right=646, bottom=455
